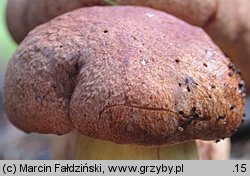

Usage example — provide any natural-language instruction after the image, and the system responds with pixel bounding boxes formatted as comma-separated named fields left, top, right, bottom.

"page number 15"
left=234, top=164, right=247, bottom=173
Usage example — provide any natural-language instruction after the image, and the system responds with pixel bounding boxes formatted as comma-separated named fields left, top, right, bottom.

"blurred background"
left=0, top=0, right=250, bottom=159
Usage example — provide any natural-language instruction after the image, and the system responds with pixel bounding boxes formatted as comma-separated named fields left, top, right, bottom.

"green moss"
left=0, top=0, right=17, bottom=62
left=103, top=0, right=119, bottom=6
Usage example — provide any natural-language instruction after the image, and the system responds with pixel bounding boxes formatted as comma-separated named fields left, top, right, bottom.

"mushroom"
left=6, top=0, right=106, bottom=43
left=4, top=6, right=245, bottom=159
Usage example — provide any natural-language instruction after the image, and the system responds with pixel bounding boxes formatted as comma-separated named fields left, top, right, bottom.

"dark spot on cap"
left=238, top=80, right=245, bottom=89
left=218, top=115, right=225, bottom=120
left=175, top=59, right=180, bottom=63
left=51, top=84, right=57, bottom=89
left=228, top=72, right=233, bottom=77
left=187, top=86, right=191, bottom=92
left=149, top=95, right=153, bottom=100
left=230, top=104, right=236, bottom=110
left=104, top=30, right=108, bottom=33
left=179, top=111, right=184, bottom=115
left=178, top=83, right=182, bottom=87
left=215, top=139, right=220, bottom=143
left=241, top=118, right=245, bottom=124
left=203, top=63, right=208, bottom=67
left=191, top=107, right=196, bottom=112
left=228, top=63, right=236, bottom=71
left=132, top=36, right=137, bottom=40
left=211, top=85, right=216, bottom=89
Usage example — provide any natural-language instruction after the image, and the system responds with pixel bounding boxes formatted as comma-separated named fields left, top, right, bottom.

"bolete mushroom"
left=6, top=0, right=107, bottom=43
left=4, top=6, right=245, bottom=159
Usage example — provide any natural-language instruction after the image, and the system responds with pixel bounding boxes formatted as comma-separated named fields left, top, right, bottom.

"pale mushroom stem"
left=75, top=134, right=199, bottom=159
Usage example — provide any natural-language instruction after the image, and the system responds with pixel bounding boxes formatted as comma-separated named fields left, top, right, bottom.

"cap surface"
left=4, top=6, right=245, bottom=145
left=6, top=0, right=106, bottom=43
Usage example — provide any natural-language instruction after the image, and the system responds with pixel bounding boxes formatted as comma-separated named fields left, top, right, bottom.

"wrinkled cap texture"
left=4, top=6, right=245, bottom=145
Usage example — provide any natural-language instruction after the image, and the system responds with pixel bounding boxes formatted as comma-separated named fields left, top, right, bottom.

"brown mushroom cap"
left=4, top=6, right=244, bottom=145
left=6, top=0, right=106, bottom=43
